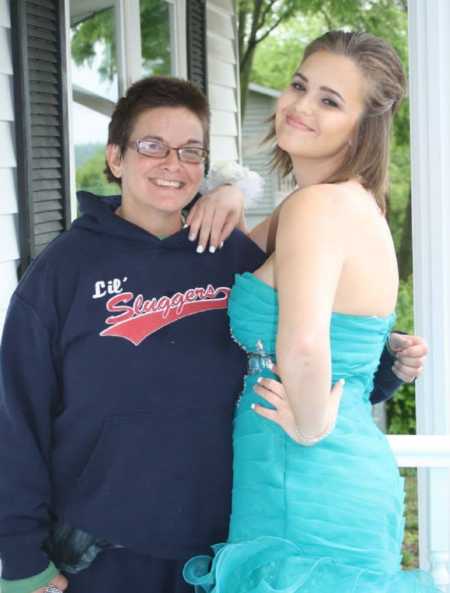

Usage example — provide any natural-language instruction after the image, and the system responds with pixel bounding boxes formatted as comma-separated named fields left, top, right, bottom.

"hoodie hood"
left=72, top=191, right=191, bottom=249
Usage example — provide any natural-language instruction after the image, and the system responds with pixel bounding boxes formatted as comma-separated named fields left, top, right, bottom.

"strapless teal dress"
left=184, top=272, right=439, bottom=593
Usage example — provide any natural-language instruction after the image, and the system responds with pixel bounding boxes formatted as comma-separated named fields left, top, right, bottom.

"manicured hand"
left=389, top=332, right=428, bottom=383
left=252, top=366, right=344, bottom=445
left=33, top=573, right=68, bottom=593
left=186, top=185, right=245, bottom=254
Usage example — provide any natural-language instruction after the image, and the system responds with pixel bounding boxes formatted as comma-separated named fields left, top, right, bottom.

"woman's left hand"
left=186, top=185, right=246, bottom=253
left=252, top=368, right=301, bottom=443
left=253, top=366, right=344, bottom=444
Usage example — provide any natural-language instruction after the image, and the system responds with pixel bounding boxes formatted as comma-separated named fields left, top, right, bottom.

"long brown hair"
left=266, top=31, right=407, bottom=212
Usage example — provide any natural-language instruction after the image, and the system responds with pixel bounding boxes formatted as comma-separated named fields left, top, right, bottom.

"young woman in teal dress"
left=184, top=31, right=440, bottom=593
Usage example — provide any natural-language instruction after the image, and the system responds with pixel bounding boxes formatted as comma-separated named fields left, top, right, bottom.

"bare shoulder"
left=285, top=181, right=378, bottom=219
left=279, top=183, right=350, bottom=224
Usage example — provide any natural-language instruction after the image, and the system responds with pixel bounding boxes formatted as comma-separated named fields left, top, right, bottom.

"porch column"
left=408, top=1, right=450, bottom=589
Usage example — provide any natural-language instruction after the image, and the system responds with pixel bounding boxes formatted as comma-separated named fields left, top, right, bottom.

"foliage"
left=75, top=143, right=105, bottom=168
left=386, top=276, right=416, bottom=435
left=75, top=147, right=119, bottom=196
left=239, top=0, right=408, bottom=116
left=401, top=468, right=419, bottom=569
left=71, top=0, right=171, bottom=81
left=71, top=9, right=116, bottom=80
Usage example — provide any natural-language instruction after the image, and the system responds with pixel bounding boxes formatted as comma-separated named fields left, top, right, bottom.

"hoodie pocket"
left=72, top=407, right=232, bottom=549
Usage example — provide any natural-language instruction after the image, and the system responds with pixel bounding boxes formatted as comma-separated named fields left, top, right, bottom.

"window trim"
left=167, top=0, right=187, bottom=78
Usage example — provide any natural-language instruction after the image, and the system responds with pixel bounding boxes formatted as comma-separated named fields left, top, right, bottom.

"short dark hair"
left=266, top=31, right=406, bottom=212
left=104, top=76, right=210, bottom=185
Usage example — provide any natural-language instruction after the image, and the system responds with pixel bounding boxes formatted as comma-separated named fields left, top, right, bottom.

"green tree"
left=76, top=148, right=119, bottom=196
left=71, top=0, right=171, bottom=80
left=238, top=0, right=408, bottom=117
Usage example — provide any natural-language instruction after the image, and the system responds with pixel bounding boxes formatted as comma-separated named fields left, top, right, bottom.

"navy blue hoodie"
left=0, top=192, right=400, bottom=580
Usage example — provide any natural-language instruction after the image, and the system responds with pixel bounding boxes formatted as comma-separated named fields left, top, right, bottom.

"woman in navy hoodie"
left=0, top=76, right=425, bottom=593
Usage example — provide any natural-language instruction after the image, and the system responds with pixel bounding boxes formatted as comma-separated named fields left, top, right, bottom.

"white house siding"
left=0, top=0, right=19, bottom=336
left=242, top=86, right=279, bottom=229
left=206, top=0, right=240, bottom=163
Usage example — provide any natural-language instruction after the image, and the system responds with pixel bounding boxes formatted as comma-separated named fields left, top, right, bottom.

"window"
left=69, top=0, right=184, bottom=197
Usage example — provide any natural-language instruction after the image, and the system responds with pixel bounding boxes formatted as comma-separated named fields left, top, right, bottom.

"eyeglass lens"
left=137, top=139, right=206, bottom=163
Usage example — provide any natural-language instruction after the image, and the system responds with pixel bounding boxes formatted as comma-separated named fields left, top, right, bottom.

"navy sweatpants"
left=64, top=548, right=194, bottom=593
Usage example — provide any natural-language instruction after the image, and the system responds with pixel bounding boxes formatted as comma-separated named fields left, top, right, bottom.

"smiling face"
left=107, top=106, right=205, bottom=232
left=275, top=50, right=367, bottom=174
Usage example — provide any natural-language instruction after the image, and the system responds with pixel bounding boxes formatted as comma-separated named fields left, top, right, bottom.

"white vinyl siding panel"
left=211, top=110, right=237, bottom=136
left=206, top=7, right=234, bottom=40
left=207, top=57, right=236, bottom=87
left=206, top=0, right=240, bottom=165
left=208, top=0, right=233, bottom=13
left=0, top=121, right=16, bottom=167
left=209, top=135, right=238, bottom=162
left=0, top=0, right=19, bottom=335
left=209, top=83, right=236, bottom=111
left=0, top=260, right=17, bottom=307
left=0, top=168, right=18, bottom=214
left=242, top=88, right=279, bottom=227
left=0, top=0, right=11, bottom=27
left=0, top=73, right=13, bottom=121
left=207, top=33, right=235, bottom=65
left=0, top=24, right=12, bottom=74
left=0, top=216, right=19, bottom=262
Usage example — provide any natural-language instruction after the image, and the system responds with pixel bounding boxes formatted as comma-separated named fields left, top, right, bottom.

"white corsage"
left=199, top=161, right=265, bottom=208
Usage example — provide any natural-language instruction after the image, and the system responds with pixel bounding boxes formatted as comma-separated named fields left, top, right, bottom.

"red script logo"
left=100, top=284, right=230, bottom=346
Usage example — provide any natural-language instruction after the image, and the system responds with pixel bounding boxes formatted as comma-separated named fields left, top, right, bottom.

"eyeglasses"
left=127, top=138, right=208, bottom=164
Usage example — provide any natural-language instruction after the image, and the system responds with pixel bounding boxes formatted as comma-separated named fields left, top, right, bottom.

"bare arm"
left=248, top=205, right=282, bottom=254
left=187, top=184, right=294, bottom=254
left=275, top=187, right=345, bottom=438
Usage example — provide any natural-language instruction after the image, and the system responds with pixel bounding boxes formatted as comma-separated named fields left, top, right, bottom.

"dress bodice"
left=228, top=272, right=395, bottom=401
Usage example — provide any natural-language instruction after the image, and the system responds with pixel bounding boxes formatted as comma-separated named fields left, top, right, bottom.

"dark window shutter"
left=186, top=0, right=208, bottom=94
left=10, top=0, right=71, bottom=274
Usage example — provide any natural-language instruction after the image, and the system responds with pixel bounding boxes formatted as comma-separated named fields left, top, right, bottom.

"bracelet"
left=199, top=161, right=264, bottom=208
left=296, top=418, right=336, bottom=447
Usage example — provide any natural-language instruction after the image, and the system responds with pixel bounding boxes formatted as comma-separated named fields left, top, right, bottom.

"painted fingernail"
left=251, top=403, right=256, bottom=410
left=257, top=377, right=262, bottom=383
left=209, top=246, right=216, bottom=254
left=183, top=223, right=189, bottom=229
left=340, top=379, right=346, bottom=385
left=189, top=234, right=196, bottom=241
left=220, top=241, right=224, bottom=249
left=196, top=245, right=205, bottom=254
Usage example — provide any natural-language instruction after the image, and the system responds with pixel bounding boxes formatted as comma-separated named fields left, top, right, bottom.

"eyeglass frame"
left=126, top=137, right=209, bottom=164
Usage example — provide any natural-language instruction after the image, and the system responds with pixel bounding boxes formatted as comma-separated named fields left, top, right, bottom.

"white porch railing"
left=389, top=435, right=450, bottom=468
left=389, top=435, right=450, bottom=592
